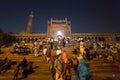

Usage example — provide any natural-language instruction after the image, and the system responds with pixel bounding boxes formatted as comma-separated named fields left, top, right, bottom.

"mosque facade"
left=10, top=11, right=120, bottom=43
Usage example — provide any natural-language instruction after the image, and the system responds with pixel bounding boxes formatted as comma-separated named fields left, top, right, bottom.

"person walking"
left=46, top=47, right=52, bottom=63
left=71, top=54, right=79, bottom=80
left=76, top=58, right=89, bottom=80
left=43, top=46, right=47, bottom=63
left=54, top=54, right=65, bottom=80
left=49, top=56, right=56, bottom=80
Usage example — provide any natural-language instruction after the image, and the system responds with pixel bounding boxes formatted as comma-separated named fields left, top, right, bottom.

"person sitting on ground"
left=19, top=57, right=27, bottom=69
left=21, top=61, right=34, bottom=79
left=0, top=59, right=12, bottom=74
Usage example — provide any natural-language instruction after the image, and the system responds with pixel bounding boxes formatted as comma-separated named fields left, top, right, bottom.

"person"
left=61, top=50, right=69, bottom=79
left=56, top=47, right=62, bottom=56
left=54, top=54, right=65, bottom=80
left=71, top=54, right=79, bottom=80
left=84, top=47, right=90, bottom=60
left=76, top=58, right=89, bottom=80
left=72, top=47, right=78, bottom=54
left=43, top=46, right=47, bottom=63
left=46, top=47, right=51, bottom=63
left=21, top=62, right=34, bottom=79
left=13, top=65, right=20, bottom=80
left=50, top=38, right=54, bottom=49
left=77, top=54, right=83, bottom=60
left=79, top=45, right=85, bottom=56
left=79, top=41, right=85, bottom=56
left=62, top=37, right=66, bottom=47
left=62, top=50, right=69, bottom=68
left=34, top=46, right=39, bottom=56
left=49, top=56, right=56, bottom=80
left=19, top=57, right=27, bottom=69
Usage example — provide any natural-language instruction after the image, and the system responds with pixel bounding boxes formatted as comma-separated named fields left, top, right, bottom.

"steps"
left=87, top=60, right=120, bottom=80
left=1, top=46, right=120, bottom=80
left=0, top=53, right=51, bottom=80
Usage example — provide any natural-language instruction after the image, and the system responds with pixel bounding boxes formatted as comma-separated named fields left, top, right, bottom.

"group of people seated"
left=0, top=57, right=17, bottom=74
left=11, top=44, right=31, bottom=55
left=0, top=57, right=35, bottom=80
left=13, top=57, right=35, bottom=80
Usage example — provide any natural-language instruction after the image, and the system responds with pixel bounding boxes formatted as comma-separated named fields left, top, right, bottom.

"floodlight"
left=57, top=30, right=62, bottom=36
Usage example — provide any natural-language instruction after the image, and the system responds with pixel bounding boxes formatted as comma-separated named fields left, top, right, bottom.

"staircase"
left=87, top=59, right=120, bottom=80
left=0, top=46, right=120, bottom=80
left=0, top=53, right=51, bottom=80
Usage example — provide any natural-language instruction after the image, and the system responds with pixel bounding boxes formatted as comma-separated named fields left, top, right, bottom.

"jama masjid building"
left=10, top=11, right=120, bottom=42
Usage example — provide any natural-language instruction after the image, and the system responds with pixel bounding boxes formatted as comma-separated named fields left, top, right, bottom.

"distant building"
left=47, top=18, right=71, bottom=38
left=10, top=11, right=120, bottom=43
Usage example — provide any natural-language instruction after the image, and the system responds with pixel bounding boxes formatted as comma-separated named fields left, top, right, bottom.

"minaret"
left=25, top=11, right=34, bottom=33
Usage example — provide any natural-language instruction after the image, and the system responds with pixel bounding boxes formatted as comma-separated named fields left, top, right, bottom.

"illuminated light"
left=57, top=30, right=62, bottom=36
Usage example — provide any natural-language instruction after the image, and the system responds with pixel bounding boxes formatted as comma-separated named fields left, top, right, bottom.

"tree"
left=0, top=28, right=4, bottom=41
left=0, top=28, right=15, bottom=47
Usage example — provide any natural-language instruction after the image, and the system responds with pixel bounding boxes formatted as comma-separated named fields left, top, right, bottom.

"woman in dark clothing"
left=73, top=47, right=78, bottom=54
left=49, top=56, right=56, bottom=80
left=46, top=47, right=51, bottom=63
left=21, top=62, right=33, bottom=79
left=85, top=47, right=91, bottom=60
left=19, top=57, right=27, bottom=69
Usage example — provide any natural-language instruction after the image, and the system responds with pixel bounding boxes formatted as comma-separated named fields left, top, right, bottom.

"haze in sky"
left=0, top=0, right=120, bottom=33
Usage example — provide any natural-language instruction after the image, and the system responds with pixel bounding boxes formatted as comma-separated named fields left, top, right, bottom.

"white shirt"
left=56, top=49, right=62, bottom=55
left=43, top=48, right=47, bottom=55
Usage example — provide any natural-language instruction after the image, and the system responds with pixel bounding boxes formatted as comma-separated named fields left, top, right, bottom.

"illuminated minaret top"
left=25, top=11, right=34, bottom=33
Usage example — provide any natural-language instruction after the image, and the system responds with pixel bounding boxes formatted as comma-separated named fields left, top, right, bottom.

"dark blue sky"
left=0, top=0, right=120, bottom=34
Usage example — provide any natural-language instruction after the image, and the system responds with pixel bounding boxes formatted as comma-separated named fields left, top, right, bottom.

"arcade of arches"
left=10, top=33, right=120, bottom=43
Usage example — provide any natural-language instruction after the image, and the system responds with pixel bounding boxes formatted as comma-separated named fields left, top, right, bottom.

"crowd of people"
left=0, top=57, right=17, bottom=74
left=10, top=41, right=31, bottom=55
left=0, top=36, right=120, bottom=80
left=50, top=53, right=90, bottom=80
left=41, top=37, right=120, bottom=80
left=27, top=37, right=119, bottom=80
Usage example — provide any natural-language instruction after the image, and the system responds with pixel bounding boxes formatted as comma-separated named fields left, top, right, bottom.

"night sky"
left=0, top=0, right=120, bottom=34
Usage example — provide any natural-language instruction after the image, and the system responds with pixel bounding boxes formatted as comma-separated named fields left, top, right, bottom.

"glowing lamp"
left=57, top=30, right=62, bottom=36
